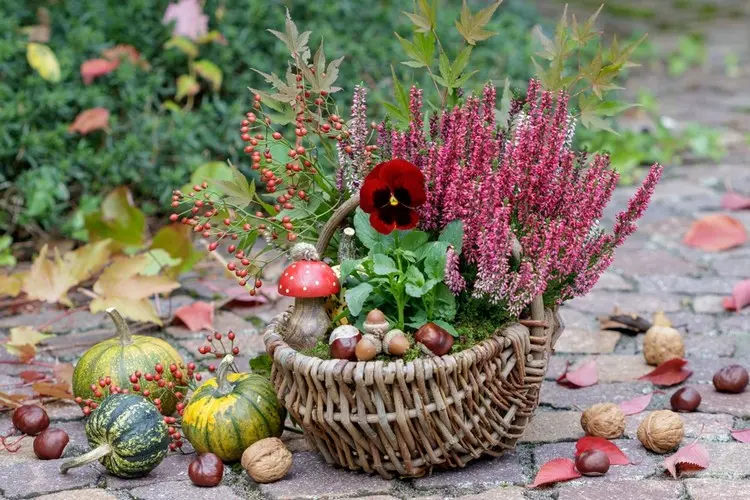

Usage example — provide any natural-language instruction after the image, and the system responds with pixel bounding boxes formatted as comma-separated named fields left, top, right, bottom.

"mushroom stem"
left=284, top=297, right=331, bottom=350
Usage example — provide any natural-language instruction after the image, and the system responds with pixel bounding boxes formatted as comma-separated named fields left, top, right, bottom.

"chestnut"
left=415, top=322, right=453, bottom=356
left=713, top=365, right=748, bottom=394
left=355, top=334, right=382, bottom=361
left=383, top=329, right=410, bottom=356
left=33, top=428, right=69, bottom=460
left=575, top=449, right=610, bottom=476
left=12, top=405, right=50, bottom=436
left=329, top=325, right=362, bottom=361
left=670, top=387, right=701, bottom=412
left=189, top=453, right=224, bottom=487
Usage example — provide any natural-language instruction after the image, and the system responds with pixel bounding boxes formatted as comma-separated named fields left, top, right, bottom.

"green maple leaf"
left=455, top=0, right=503, bottom=45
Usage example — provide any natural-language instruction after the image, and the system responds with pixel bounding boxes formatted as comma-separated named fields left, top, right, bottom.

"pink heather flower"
left=445, top=246, right=466, bottom=294
left=337, top=85, right=370, bottom=195
left=163, top=0, right=208, bottom=40
left=613, top=163, right=664, bottom=245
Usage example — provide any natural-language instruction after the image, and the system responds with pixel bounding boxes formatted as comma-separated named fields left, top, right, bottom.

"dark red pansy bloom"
left=360, top=159, right=426, bottom=234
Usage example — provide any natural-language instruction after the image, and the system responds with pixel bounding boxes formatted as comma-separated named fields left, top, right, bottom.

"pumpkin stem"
left=60, top=443, right=112, bottom=474
left=106, top=308, right=132, bottom=346
left=216, top=354, right=235, bottom=396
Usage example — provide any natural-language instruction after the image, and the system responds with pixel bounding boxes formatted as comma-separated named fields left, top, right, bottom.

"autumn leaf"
left=618, top=392, right=654, bottom=415
left=176, top=74, right=200, bottom=101
left=102, top=44, right=150, bottom=70
left=721, top=191, right=750, bottom=211
left=33, top=382, right=74, bottom=400
left=163, top=0, right=209, bottom=40
left=5, top=326, right=54, bottom=359
left=455, top=0, right=502, bottom=45
left=142, top=249, right=182, bottom=276
left=723, top=280, right=750, bottom=312
left=638, top=358, right=692, bottom=386
left=663, top=442, right=709, bottom=478
left=575, top=436, right=630, bottom=465
left=598, top=309, right=652, bottom=335
left=173, top=301, right=214, bottom=331
left=23, top=240, right=112, bottom=306
left=19, top=371, right=47, bottom=383
left=90, top=254, right=180, bottom=324
left=68, top=108, right=110, bottom=135
left=683, top=214, right=747, bottom=251
left=150, top=224, right=203, bottom=277
left=80, top=58, right=120, bottom=85
left=529, top=458, right=581, bottom=488
left=84, top=187, right=145, bottom=247
left=556, top=359, right=598, bottom=388
left=0, top=272, right=24, bottom=298
left=21, top=7, right=51, bottom=43
left=27, top=43, right=61, bottom=82
left=194, top=59, right=222, bottom=91
left=53, top=363, right=75, bottom=388
left=730, top=428, right=750, bottom=443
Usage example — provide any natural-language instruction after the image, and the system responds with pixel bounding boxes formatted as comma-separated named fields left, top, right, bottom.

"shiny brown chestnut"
left=12, top=405, right=50, bottom=436
left=188, top=453, right=224, bottom=487
left=575, top=449, right=610, bottom=476
left=329, top=325, right=362, bottom=361
left=415, top=322, right=453, bottom=356
left=33, top=428, right=69, bottom=460
left=670, top=387, right=701, bottom=412
left=713, top=364, right=749, bottom=394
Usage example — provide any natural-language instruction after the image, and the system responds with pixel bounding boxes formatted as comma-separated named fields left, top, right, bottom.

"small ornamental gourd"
left=72, top=308, right=186, bottom=415
left=182, top=355, right=285, bottom=462
left=60, top=394, right=169, bottom=478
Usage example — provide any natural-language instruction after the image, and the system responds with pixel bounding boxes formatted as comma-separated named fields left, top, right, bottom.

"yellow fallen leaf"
left=33, top=382, right=74, bottom=400
left=5, top=326, right=54, bottom=358
left=0, top=272, right=24, bottom=298
left=27, top=42, right=61, bottom=82
left=90, top=297, right=163, bottom=325
left=23, top=240, right=112, bottom=306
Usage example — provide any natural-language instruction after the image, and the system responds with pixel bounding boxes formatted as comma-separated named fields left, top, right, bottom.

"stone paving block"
left=45, top=400, right=86, bottom=421
left=56, top=420, right=89, bottom=452
left=612, top=249, right=701, bottom=277
left=718, top=315, right=750, bottom=333
left=534, top=440, right=657, bottom=481
left=167, top=310, right=257, bottom=339
left=35, top=489, right=118, bottom=500
left=0, top=309, right=108, bottom=334
left=546, top=355, right=652, bottom=383
left=259, top=452, right=393, bottom=499
left=636, top=276, right=735, bottom=296
left=688, top=442, right=750, bottom=478
left=625, top=410, right=734, bottom=441
left=633, top=333, right=735, bottom=359
left=449, top=485, right=527, bottom=499
left=712, top=257, right=750, bottom=278
left=520, top=411, right=584, bottom=443
left=540, top=380, right=653, bottom=410
left=0, top=438, right=39, bottom=465
left=104, top=453, right=194, bottom=489
left=556, top=479, right=683, bottom=499
left=0, top=459, right=100, bottom=498
left=557, top=307, right=598, bottom=331
left=592, top=272, right=634, bottom=291
left=685, top=478, right=750, bottom=499
left=693, top=295, right=727, bottom=314
left=411, top=451, right=527, bottom=492
left=698, top=389, right=750, bottom=417
left=129, top=480, right=245, bottom=500
left=42, top=328, right=118, bottom=359
left=567, top=292, right=682, bottom=315
left=668, top=312, right=718, bottom=335
left=553, top=329, right=620, bottom=354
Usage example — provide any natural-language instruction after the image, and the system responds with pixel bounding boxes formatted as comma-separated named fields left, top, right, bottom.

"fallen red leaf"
left=663, top=442, right=709, bottom=478
left=638, top=358, right=692, bottom=386
left=730, top=428, right=750, bottom=443
left=721, top=191, right=750, bottom=211
left=724, top=280, right=750, bottom=312
left=19, top=370, right=47, bottom=383
left=683, top=214, right=747, bottom=252
left=53, top=363, right=75, bottom=388
left=80, top=58, right=120, bottom=84
left=174, top=301, right=214, bottom=331
left=68, top=108, right=110, bottom=135
left=221, top=285, right=268, bottom=307
left=575, top=436, right=630, bottom=465
left=556, top=360, right=598, bottom=388
left=529, top=458, right=582, bottom=488
left=101, top=44, right=149, bottom=69
left=723, top=296, right=737, bottom=311
left=618, top=392, right=654, bottom=416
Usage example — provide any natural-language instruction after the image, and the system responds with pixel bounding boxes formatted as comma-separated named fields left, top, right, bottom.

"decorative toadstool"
left=278, top=243, right=340, bottom=349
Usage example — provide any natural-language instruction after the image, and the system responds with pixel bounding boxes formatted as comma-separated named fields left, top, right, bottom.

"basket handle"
left=315, top=195, right=546, bottom=326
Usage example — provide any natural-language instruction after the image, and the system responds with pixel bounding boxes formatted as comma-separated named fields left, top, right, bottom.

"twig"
left=36, top=305, right=86, bottom=331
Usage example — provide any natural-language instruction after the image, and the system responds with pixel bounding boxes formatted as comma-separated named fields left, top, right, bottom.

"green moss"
left=300, top=337, right=331, bottom=360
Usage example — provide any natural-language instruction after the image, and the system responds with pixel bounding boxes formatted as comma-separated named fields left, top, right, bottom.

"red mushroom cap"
left=278, top=260, right=340, bottom=298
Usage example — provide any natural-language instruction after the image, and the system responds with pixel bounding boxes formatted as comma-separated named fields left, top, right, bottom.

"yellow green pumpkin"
left=72, top=308, right=186, bottom=415
left=182, top=355, right=285, bottom=462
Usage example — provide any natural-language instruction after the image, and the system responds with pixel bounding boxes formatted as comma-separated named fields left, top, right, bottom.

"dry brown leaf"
left=32, top=381, right=74, bottom=400
left=22, top=240, right=112, bottom=306
left=53, top=363, right=75, bottom=388
left=0, top=272, right=25, bottom=298
left=5, top=326, right=54, bottom=359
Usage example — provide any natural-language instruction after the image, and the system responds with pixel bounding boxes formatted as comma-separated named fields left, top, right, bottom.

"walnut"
left=643, top=325, right=684, bottom=366
left=241, top=437, right=293, bottom=483
left=637, top=410, right=684, bottom=453
left=580, top=403, right=626, bottom=439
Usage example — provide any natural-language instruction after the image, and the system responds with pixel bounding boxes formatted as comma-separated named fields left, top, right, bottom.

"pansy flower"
left=360, top=159, right=426, bottom=234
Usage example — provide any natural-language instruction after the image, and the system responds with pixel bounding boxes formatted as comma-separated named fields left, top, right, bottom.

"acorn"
left=383, top=329, right=410, bottom=356
left=363, top=309, right=389, bottom=340
left=329, top=325, right=362, bottom=361
left=415, top=322, right=453, bottom=356
left=355, top=334, right=382, bottom=361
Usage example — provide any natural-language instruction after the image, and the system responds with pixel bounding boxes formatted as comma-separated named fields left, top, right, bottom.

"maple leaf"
left=89, top=254, right=180, bottom=325
left=455, top=0, right=502, bottom=46
left=268, top=9, right=311, bottom=61
left=162, top=0, right=208, bottom=41
left=5, top=326, right=54, bottom=359
left=0, top=272, right=24, bottom=298
left=23, top=240, right=112, bottom=306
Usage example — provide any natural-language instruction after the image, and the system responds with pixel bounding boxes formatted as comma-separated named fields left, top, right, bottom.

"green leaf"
left=268, top=9, right=311, bottom=61
left=438, top=51, right=452, bottom=86
left=403, top=11, right=432, bottom=33
left=345, top=282, right=373, bottom=316
left=424, top=249, right=446, bottom=282
left=164, top=36, right=198, bottom=58
left=451, top=45, right=473, bottom=77
left=439, top=220, right=464, bottom=253
left=340, top=258, right=365, bottom=281
left=400, top=231, right=430, bottom=251
left=214, top=165, right=256, bottom=207
left=151, top=224, right=203, bottom=277
left=249, top=353, right=272, bottom=377
left=354, top=208, right=379, bottom=249
left=84, top=186, right=145, bottom=248
left=455, top=0, right=502, bottom=45
left=194, top=59, right=222, bottom=91
left=142, top=249, right=182, bottom=275
left=373, top=254, right=398, bottom=275
left=176, top=74, right=200, bottom=101
left=417, top=240, right=449, bottom=263
left=433, top=283, right=457, bottom=321
left=433, top=319, right=459, bottom=337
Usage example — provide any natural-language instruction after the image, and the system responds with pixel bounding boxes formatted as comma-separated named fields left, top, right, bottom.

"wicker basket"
left=263, top=198, right=565, bottom=479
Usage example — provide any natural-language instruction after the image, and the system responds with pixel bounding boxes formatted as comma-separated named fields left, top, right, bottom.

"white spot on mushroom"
left=290, top=276, right=294, bottom=280
left=303, top=286, right=307, bottom=291
left=284, top=272, right=288, bottom=277
left=285, top=288, right=290, bottom=293
left=292, top=264, right=296, bottom=268
left=315, top=280, right=319, bottom=285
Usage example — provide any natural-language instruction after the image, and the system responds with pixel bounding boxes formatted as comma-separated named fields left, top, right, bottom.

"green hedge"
left=0, top=0, right=540, bottom=238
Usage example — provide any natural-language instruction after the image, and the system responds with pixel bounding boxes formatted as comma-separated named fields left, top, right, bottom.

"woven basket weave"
left=263, top=197, right=565, bottom=479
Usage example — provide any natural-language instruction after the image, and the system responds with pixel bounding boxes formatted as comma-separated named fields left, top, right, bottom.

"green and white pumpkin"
left=60, top=393, right=169, bottom=478
left=72, top=308, right=185, bottom=415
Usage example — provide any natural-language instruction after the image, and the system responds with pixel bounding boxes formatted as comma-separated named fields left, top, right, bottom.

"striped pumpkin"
left=60, top=393, right=169, bottom=478
left=72, top=308, right=185, bottom=415
left=182, top=355, right=285, bottom=462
